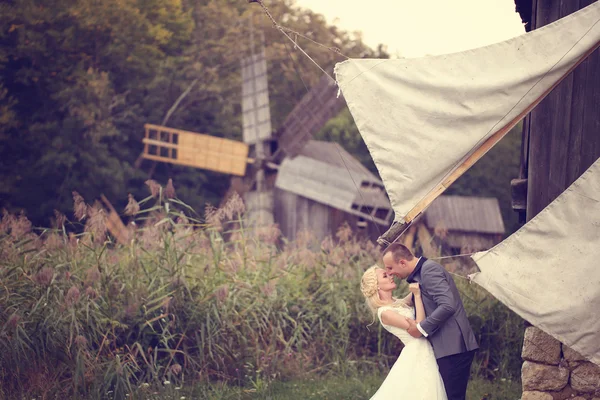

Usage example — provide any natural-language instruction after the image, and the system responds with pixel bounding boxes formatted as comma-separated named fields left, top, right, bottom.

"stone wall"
left=521, top=327, right=600, bottom=400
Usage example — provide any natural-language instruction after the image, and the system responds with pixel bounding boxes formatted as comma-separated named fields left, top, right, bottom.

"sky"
left=292, top=0, right=526, bottom=58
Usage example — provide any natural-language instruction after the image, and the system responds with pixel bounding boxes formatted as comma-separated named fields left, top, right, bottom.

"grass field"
left=74, top=374, right=521, bottom=400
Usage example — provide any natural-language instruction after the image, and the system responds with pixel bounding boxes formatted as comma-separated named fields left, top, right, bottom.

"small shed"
left=274, top=140, right=392, bottom=242
left=423, top=195, right=505, bottom=253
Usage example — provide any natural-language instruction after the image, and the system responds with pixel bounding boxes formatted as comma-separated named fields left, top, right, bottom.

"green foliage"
left=0, top=190, right=523, bottom=399
left=0, top=0, right=193, bottom=222
left=315, top=108, right=379, bottom=176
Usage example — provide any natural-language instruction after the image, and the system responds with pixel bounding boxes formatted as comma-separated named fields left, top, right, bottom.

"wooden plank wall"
left=274, top=188, right=330, bottom=242
left=526, top=0, right=600, bottom=220
left=274, top=188, right=385, bottom=244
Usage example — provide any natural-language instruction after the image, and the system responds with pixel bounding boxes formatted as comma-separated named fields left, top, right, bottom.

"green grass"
left=74, top=374, right=520, bottom=400
left=246, top=375, right=520, bottom=400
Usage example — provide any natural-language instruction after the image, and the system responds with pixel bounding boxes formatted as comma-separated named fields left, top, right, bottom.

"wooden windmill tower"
left=140, top=30, right=393, bottom=241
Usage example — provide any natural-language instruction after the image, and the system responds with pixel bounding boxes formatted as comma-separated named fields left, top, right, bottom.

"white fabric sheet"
left=334, top=2, right=600, bottom=222
left=470, top=158, right=600, bottom=366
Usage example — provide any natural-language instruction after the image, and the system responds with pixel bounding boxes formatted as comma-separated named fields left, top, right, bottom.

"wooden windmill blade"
left=275, top=73, right=346, bottom=159
left=241, top=46, right=273, bottom=145
left=240, top=44, right=276, bottom=226
left=141, top=124, right=251, bottom=176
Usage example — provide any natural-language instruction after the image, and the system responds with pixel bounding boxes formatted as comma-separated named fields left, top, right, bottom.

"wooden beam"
left=141, top=154, right=244, bottom=176
left=377, top=220, right=413, bottom=247
left=510, top=178, right=528, bottom=211
left=402, top=224, right=417, bottom=252
left=417, top=224, right=439, bottom=259
left=142, top=138, right=178, bottom=150
left=100, top=195, right=131, bottom=245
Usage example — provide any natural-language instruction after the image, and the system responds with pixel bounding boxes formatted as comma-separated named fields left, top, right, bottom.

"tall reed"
left=0, top=184, right=523, bottom=399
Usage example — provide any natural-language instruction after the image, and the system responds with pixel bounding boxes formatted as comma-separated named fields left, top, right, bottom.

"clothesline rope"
left=251, top=0, right=339, bottom=81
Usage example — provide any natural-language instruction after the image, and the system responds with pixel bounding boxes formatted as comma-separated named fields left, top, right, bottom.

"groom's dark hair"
left=383, top=243, right=414, bottom=262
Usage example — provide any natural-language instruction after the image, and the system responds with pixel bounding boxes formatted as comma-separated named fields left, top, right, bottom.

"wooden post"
left=143, top=126, right=149, bottom=156
left=100, top=195, right=130, bottom=245
left=402, top=224, right=417, bottom=252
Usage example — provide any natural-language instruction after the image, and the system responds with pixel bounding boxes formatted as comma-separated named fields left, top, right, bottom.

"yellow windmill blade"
left=141, top=124, right=252, bottom=177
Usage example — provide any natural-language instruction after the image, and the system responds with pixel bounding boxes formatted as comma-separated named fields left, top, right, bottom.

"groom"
left=383, top=243, right=479, bottom=400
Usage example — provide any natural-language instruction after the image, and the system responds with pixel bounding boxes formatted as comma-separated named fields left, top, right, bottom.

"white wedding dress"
left=370, top=304, right=447, bottom=400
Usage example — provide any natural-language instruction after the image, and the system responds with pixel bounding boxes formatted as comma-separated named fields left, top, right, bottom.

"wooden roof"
left=275, top=140, right=391, bottom=224
left=298, top=140, right=375, bottom=179
left=424, top=195, right=505, bottom=234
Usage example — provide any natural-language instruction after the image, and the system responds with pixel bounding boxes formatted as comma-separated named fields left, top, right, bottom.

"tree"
left=0, top=0, right=394, bottom=225
left=0, top=0, right=193, bottom=223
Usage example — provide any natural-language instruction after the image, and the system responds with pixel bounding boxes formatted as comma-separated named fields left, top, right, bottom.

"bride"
left=360, top=265, right=447, bottom=400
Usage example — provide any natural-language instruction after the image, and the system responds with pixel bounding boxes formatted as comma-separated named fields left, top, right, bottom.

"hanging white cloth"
left=469, top=158, right=600, bottom=366
left=334, top=2, right=600, bottom=223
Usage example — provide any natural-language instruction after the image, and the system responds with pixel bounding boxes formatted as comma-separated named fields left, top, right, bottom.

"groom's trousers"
left=437, top=350, right=476, bottom=400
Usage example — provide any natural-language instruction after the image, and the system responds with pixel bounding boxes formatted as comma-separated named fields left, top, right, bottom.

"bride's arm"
left=410, top=283, right=426, bottom=324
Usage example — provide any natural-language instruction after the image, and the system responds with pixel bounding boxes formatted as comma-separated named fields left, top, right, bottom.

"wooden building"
left=422, top=195, right=505, bottom=254
left=273, top=138, right=507, bottom=247
left=274, top=140, right=392, bottom=243
left=512, top=0, right=599, bottom=398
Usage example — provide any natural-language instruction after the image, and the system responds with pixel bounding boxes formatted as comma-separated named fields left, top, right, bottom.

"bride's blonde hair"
left=360, top=265, right=390, bottom=316
left=360, top=265, right=409, bottom=324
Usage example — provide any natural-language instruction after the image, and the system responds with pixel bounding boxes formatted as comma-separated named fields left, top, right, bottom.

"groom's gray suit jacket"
left=407, top=257, right=479, bottom=359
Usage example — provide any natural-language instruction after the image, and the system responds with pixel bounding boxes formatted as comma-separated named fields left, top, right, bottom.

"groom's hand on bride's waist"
left=406, top=318, right=423, bottom=338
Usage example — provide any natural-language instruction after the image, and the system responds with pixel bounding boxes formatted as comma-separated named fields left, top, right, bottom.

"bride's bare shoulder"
left=379, top=305, right=412, bottom=329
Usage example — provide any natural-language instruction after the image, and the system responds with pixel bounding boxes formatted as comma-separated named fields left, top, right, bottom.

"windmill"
left=139, top=32, right=393, bottom=242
